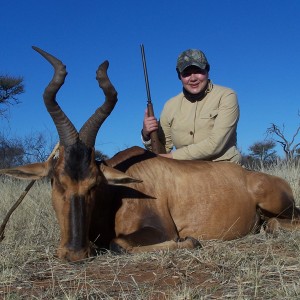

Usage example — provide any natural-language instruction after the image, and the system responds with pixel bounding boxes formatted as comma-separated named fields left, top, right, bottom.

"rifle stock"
left=140, top=44, right=166, bottom=154
left=147, top=102, right=166, bottom=154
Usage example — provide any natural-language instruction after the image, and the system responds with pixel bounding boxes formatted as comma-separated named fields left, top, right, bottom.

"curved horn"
left=79, top=61, right=118, bottom=148
left=32, top=46, right=78, bottom=146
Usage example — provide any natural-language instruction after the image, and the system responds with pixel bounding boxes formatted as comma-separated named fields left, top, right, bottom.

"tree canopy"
left=0, top=75, right=24, bottom=118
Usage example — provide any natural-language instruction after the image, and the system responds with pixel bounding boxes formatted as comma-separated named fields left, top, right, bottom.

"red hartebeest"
left=1, top=47, right=300, bottom=262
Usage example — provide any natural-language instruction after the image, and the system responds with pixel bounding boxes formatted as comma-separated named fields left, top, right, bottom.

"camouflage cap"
left=176, top=49, right=209, bottom=73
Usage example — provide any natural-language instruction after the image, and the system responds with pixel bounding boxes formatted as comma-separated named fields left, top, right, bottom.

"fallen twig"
left=0, top=143, right=59, bottom=241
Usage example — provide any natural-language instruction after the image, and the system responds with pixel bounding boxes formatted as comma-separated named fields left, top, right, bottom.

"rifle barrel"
left=140, top=44, right=152, bottom=104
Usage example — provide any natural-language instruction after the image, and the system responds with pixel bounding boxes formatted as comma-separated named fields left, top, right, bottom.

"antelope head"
left=0, top=47, right=140, bottom=261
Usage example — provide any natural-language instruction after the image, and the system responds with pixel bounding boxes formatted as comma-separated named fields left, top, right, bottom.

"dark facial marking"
left=64, top=140, right=93, bottom=181
left=68, top=195, right=87, bottom=251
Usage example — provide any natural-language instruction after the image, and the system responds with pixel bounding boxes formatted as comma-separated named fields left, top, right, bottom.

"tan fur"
left=109, top=154, right=300, bottom=252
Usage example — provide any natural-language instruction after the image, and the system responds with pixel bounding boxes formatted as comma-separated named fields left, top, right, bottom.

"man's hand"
left=142, top=108, right=159, bottom=140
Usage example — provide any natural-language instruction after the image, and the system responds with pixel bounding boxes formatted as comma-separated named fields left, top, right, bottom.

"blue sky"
left=2, top=0, right=300, bottom=158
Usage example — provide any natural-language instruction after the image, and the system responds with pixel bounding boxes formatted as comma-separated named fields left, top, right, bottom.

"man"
left=141, top=49, right=241, bottom=163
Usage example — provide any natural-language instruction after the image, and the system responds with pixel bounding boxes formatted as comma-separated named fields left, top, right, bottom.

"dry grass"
left=1, top=162, right=300, bottom=299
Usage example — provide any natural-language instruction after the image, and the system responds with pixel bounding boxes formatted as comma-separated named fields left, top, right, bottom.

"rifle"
left=140, top=44, right=166, bottom=154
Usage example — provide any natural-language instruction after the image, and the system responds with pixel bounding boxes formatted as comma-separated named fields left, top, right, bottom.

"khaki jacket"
left=148, top=81, right=242, bottom=163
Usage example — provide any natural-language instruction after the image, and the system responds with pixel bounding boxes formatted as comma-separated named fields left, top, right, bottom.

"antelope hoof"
left=176, top=236, right=202, bottom=249
left=110, top=241, right=128, bottom=254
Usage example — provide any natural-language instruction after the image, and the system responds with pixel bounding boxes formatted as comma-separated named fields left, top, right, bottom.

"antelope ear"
left=0, top=161, right=52, bottom=180
left=100, top=164, right=142, bottom=185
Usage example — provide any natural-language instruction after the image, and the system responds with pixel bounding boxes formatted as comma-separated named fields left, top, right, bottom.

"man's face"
left=180, top=66, right=208, bottom=94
